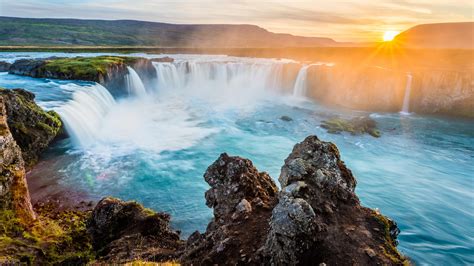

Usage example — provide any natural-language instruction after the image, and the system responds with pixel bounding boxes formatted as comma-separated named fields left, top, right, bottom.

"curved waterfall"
left=293, top=65, right=310, bottom=97
left=56, top=83, right=116, bottom=147
left=153, top=59, right=286, bottom=93
left=401, top=73, right=413, bottom=114
left=125, top=66, right=148, bottom=97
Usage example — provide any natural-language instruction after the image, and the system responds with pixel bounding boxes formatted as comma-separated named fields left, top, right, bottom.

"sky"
left=0, top=0, right=472, bottom=42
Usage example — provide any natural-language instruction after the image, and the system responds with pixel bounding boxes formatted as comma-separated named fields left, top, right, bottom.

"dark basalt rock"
left=280, top=115, right=293, bottom=122
left=321, top=116, right=381, bottom=137
left=181, top=153, right=279, bottom=264
left=263, top=136, right=406, bottom=265
left=181, top=143, right=407, bottom=265
left=8, top=59, right=46, bottom=76
left=0, top=61, right=11, bottom=72
left=87, top=197, right=185, bottom=263
left=0, top=88, right=62, bottom=167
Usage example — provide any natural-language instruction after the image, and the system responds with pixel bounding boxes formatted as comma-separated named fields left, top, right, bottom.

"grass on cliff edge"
left=0, top=206, right=94, bottom=264
left=40, top=56, right=140, bottom=80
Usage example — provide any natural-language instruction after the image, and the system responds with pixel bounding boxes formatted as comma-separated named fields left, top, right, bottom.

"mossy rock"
left=321, top=116, right=381, bottom=138
left=371, top=210, right=410, bottom=265
left=38, top=56, right=140, bottom=82
left=0, top=88, right=62, bottom=167
left=0, top=205, right=94, bottom=265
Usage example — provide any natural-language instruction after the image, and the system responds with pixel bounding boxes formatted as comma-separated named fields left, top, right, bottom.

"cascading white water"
left=153, top=60, right=285, bottom=92
left=125, top=66, right=148, bottom=97
left=153, top=63, right=182, bottom=90
left=293, top=65, right=310, bottom=97
left=56, top=83, right=116, bottom=147
left=401, top=73, right=413, bottom=114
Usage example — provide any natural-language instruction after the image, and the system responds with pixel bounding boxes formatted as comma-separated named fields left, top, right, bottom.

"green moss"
left=372, top=211, right=409, bottom=265
left=321, top=116, right=382, bottom=138
left=0, top=206, right=94, bottom=264
left=0, top=210, right=25, bottom=236
left=39, top=56, right=140, bottom=81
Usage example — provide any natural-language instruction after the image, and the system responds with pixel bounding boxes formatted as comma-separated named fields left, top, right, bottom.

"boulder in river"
left=181, top=140, right=406, bottom=264
left=321, top=116, right=381, bottom=137
left=263, top=135, right=405, bottom=264
left=0, top=61, right=11, bottom=72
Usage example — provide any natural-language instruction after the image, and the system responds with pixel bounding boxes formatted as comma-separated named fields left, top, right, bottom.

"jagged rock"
left=263, top=135, right=406, bottom=265
left=181, top=153, right=278, bottom=264
left=0, top=88, right=62, bottom=167
left=321, top=116, right=381, bottom=137
left=87, top=197, right=184, bottom=263
left=0, top=61, right=11, bottom=72
left=0, top=96, right=36, bottom=224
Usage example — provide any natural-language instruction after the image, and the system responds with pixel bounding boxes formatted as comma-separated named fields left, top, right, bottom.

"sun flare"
left=383, top=31, right=399, bottom=41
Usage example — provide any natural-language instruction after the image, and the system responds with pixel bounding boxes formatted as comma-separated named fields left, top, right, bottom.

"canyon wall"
left=304, top=64, right=473, bottom=117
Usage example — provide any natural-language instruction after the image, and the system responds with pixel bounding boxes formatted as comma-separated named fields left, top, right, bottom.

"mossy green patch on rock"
left=321, top=116, right=381, bottom=138
left=372, top=210, right=410, bottom=265
left=0, top=204, right=94, bottom=265
left=38, top=56, right=136, bottom=82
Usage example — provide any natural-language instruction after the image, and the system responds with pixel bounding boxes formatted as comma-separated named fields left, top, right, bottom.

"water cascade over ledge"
left=293, top=65, right=310, bottom=97
left=401, top=73, right=413, bottom=114
left=56, top=83, right=116, bottom=147
left=125, top=66, right=148, bottom=97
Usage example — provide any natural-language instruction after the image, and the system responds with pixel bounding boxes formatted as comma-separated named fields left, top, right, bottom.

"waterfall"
left=125, top=66, right=148, bottom=97
left=293, top=65, right=310, bottom=97
left=56, top=83, right=116, bottom=147
left=153, top=62, right=183, bottom=90
left=153, top=59, right=285, bottom=93
left=401, top=73, right=413, bottom=114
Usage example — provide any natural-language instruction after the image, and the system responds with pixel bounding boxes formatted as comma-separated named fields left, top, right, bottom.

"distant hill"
left=394, top=22, right=474, bottom=49
left=0, top=16, right=338, bottom=47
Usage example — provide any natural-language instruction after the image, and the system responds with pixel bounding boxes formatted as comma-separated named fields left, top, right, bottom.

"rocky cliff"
left=0, top=88, right=62, bottom=166
left=305, top=64, right=473, bottom=118
left=8, top=56, right=157, bottom=97
left=0, top=96, right=36, bottom=224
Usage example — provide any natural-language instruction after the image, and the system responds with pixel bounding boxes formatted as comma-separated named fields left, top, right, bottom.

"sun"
left=383, top=31, right=399, bottom=42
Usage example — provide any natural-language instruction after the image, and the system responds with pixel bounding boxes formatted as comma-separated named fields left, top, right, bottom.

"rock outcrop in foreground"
left=87, top=197, right=184, bottom=263
left=177, top=136, right=406, bottom=265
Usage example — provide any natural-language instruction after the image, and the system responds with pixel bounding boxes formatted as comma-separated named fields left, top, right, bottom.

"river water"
left=0, top=52, right=473, bottom=265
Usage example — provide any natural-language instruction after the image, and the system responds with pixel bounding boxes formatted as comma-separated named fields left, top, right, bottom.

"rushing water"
left=0, top=52, right=473, bottom=265
left=293, top=65, right=310, bottom=97
left=401, top=73, right=413, bottom=114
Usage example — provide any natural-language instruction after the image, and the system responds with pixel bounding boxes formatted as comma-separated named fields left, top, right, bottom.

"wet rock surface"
left=0, top=88, right=62, bottom=166
left=0, top=61, right=11, bottom=72
left=321, top=116, right=381, bottom=137
left=263, top=136, right=405, bottom=265
left=181, top=153, right=279, bottom=264
left=87, top=197, right=185, bottom=263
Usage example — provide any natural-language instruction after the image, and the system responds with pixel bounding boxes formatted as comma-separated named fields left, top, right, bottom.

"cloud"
left=0, top=0, right=472, bottom=41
